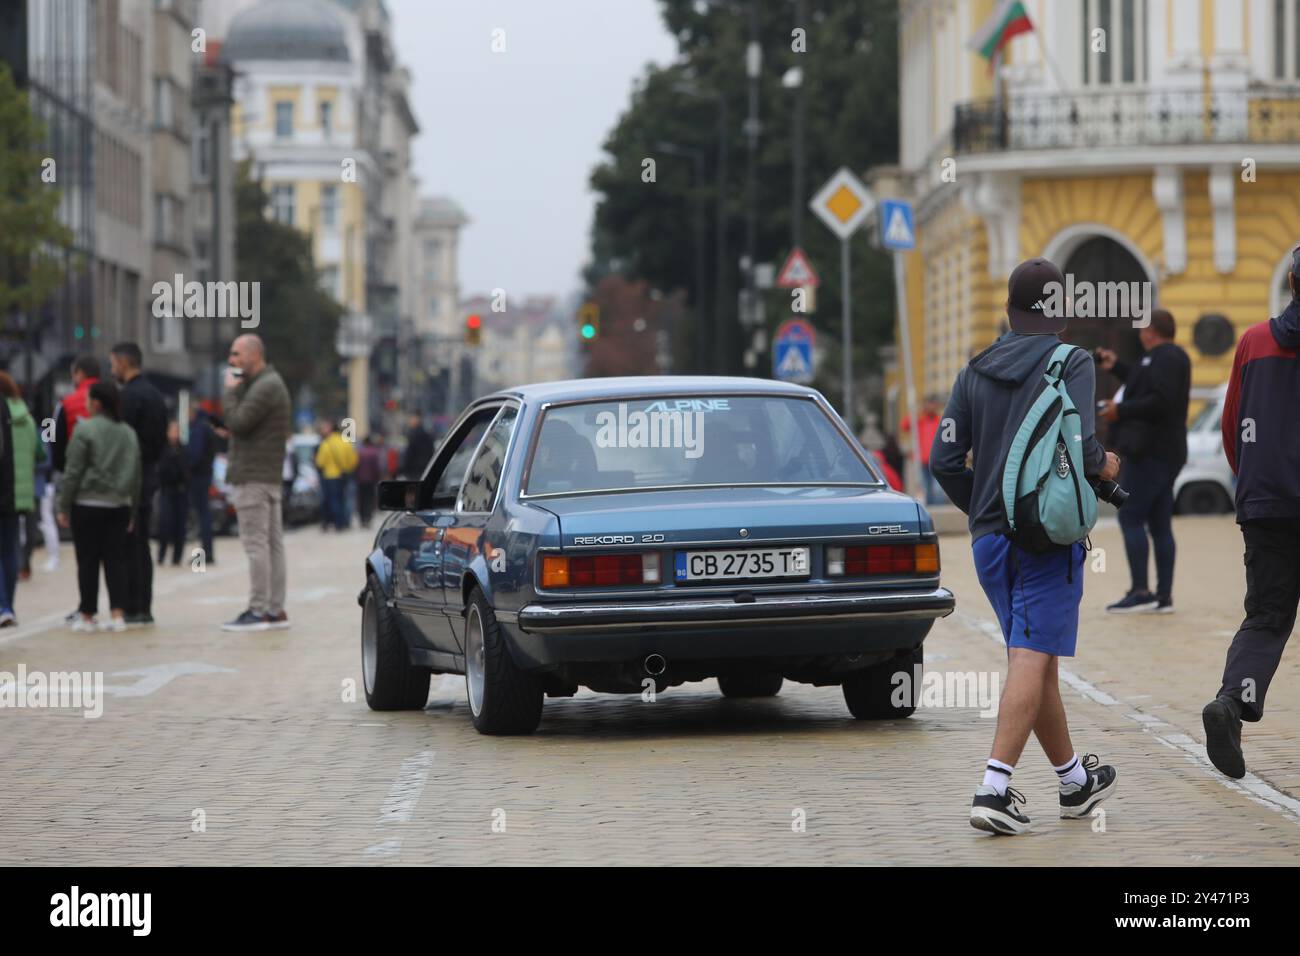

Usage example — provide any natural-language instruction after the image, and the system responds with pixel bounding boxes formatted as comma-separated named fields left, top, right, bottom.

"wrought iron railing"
left=953, top=87, right=1300, bottom=153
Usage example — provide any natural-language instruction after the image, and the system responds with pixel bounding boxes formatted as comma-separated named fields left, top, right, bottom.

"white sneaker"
left=69, top=616, right=98, bottom=633
left=41, top=559, right=59, bottom=573
left=98, top=618, right=127, bottom=633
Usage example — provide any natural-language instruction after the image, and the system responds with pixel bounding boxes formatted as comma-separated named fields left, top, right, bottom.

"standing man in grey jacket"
left=221, top=334, right=293, bottom=632
left=931, top=258, right=1122, bottom=835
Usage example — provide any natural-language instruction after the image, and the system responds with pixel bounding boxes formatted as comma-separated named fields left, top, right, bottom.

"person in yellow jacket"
left=314, top=420, right=358, bottom=531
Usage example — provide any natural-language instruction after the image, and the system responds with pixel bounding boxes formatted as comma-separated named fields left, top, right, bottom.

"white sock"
left=982, top=759, right=1015, bottom=795
left=1054, top=753, right=1088, bottom=788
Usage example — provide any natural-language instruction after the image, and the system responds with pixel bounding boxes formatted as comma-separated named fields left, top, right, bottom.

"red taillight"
left=541, top=552, right=660, bottom=588
left=569, top=553, right=643, bottom=586
left=846, top=545, right=913, bottom=575
left=828, top=543, right=939, bottom=576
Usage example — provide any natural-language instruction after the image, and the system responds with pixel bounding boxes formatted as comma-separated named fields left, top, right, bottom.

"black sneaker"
left=1059, top=754, right=1118, bottom=818
left=1154, top=596, right=1174, bottom=614
left=970, top=786, right=1031, bottom=835
left=1106, top=590, right=1158, bottom=613
left=1202, top=697, right=1245, bottom=779
left=221, top=609, right=269, bottom=632
left=125, top=613, right=156, bottom=629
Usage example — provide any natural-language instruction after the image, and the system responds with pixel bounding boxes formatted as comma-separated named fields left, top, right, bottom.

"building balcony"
left=953, top=86, right=1300, bottom=155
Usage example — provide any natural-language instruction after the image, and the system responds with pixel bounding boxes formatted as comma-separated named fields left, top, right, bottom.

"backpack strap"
left=1044, top=343, right=1082, bottom=385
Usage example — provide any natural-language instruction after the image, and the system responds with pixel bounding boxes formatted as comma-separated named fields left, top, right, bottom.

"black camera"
left=1091, top=478, right=1129, bottom=508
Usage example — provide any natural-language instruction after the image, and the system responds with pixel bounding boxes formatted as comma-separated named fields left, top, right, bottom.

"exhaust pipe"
left=643, top=654, right=667, bottom=677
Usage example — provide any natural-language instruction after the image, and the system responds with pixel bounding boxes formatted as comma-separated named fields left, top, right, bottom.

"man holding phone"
left=221, top=334, right=293, bottom=632
left=1094, top=309, right=1190, bottom=614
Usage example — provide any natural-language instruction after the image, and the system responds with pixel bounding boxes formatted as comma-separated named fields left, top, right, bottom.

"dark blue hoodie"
left=931, top=331, right=1107, bottom=541
left=1222, top=297, right=1300, bottom=521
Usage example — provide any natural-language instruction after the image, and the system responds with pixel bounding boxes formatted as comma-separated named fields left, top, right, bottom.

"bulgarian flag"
left=968, top=0, right=1034, bottom=70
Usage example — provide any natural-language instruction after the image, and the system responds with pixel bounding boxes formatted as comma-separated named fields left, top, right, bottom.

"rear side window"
left=458, top=406, right=517, bottom=512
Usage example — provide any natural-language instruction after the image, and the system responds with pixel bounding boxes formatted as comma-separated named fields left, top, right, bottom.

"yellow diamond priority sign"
left=809, top=167, right=875, bottom=240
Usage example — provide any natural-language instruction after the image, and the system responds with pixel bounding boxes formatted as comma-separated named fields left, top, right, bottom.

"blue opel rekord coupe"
left=360, top=377, right=955, bottom=734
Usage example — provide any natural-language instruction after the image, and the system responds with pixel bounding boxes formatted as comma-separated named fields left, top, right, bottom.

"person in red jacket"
left=1203, top=245, right=1300, bottom=780
left=51, top=356, right=101, bottom=474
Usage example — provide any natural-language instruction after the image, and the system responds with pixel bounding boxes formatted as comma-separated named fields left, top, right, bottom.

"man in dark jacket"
left=222, top=334, right=293, bottom=632
left=1095, top=309, right=1191, bottom=614
left=399, top=414, right=434, bottom=479
left=186, top=406, right=217, bottom=564
left=1202, top=246, right=1300, bottom=779
left=111, top=342, right=169, bottom=627
left=932, top=258, right=1121, bottom=836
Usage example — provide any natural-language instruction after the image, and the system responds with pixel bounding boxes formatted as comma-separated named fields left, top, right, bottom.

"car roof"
left=480, top=375, right=822, bottom=404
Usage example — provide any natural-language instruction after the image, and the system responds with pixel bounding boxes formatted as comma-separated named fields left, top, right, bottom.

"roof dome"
left=222, top=0, right=350, bottom=64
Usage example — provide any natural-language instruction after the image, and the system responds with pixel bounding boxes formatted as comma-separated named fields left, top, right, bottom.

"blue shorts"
left=972, top=534, right=1086, bottom=657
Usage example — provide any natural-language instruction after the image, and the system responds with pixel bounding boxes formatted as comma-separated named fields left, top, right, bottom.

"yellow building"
left=222, top=0, right=373, bottom=432
left=879, top=0, right=1300, bottom=427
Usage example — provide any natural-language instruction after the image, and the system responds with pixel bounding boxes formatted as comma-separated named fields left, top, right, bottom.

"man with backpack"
left=931, top=257, right=1122, bottom=835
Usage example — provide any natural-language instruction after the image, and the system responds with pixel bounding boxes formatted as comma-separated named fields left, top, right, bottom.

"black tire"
left=842, top=646, right=922, bottom=720
left=1176, top=482, right=1231, bottom=515
left=464, top=586, right=543, bottom=735
left=361, top=576, right=431, bottom=710
left=717, top=673, right=785, bottom=698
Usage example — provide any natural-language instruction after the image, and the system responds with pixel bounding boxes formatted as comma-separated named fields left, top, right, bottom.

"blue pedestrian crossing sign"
left=880, top=199, right=916, bottom=251
left=773, top=318, right=816, bottom=383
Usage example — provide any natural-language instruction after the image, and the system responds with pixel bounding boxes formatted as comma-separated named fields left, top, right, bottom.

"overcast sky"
left=389, top=0, right=678, bottom=302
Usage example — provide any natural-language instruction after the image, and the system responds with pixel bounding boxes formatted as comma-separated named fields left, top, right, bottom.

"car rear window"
left=525, top=395, right=878, bottom=495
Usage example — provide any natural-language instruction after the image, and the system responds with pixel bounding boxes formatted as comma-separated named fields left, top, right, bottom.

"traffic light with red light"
left=465, top=313, right=482, bottom=346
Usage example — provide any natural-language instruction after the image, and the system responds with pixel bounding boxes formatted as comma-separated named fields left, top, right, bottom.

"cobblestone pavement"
left=1, top=515, right=1296, bottom=865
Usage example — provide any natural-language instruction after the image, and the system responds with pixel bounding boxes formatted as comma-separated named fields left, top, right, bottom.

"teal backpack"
left=1001, top=343, right=1098, bottom=553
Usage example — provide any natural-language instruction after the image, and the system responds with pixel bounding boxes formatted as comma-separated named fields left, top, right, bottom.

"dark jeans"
left=0, top=514, right=19, bottom=613
left=123, top=466, right=158, bottom=616
left=321, top=477, right=347, bottom=530
left=1117, top=455, right=1178, bottom=599
left=72, top=504, right=130, bottom=616
left=1217, top=517, right=1300, bottom=721
left=158, top=487, right=188, bottom=565
left=189, top=473, right=214, bottom=562
left=357, top=481, right=376, bottom=527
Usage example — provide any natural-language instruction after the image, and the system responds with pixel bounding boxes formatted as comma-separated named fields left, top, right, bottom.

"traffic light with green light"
left=578, top=303, right=599, bottom=341
left=465, top=313, right=482, bottom=346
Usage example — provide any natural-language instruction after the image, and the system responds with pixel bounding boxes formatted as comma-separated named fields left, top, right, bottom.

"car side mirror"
left=377, top=480, right=420, bottom=512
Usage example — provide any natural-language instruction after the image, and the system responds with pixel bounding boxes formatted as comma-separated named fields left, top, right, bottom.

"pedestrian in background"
left=315, top=420, right=357, bottom=531
left=222, top=334, right=292, bottom=632
left=355, top=434, right=382, bottom=529
left=111, top=342, right=169, bottom=628
left=52, top=354, right=100, bottom=475
left=57, top=381, right=140, bottom=634
left=1203, top=245, right=1300, bottom=780
left=399, top=413, right=433, bottom=479
left=901, top=397, right=943, bottom=504
left=156, top=420, right=190, bottom=567
left=35, top=431, right=58, bottom=572
left=0, top=372, right=46, bottom=626
left=186, top=404, right=217, bottom=564
left=1096, top=308, right=1191, bottom=614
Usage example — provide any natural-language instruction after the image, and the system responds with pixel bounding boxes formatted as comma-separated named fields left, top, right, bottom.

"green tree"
left=0, top=63, right=74, bottom=328
left=588, top=0, right=899, bottom=408
left=235, top=162, right=344, bottom=414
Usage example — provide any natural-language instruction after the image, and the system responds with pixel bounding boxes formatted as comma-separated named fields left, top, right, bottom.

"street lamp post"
left=741, top=0, right=761, bottom=376
left=655, top=142, right=708, bottom=376
left=673, top=81, right=729, bottom=376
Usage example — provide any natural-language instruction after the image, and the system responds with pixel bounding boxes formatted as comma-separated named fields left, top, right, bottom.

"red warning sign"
left=775, top=247, right=820, bottom=289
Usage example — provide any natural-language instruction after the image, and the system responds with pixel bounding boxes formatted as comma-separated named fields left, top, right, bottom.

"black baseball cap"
left=1006, top=257, right=1067, bottom=334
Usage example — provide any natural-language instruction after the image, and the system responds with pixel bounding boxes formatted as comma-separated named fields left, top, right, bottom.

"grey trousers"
left=231, top=482, right=286, bottom=616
